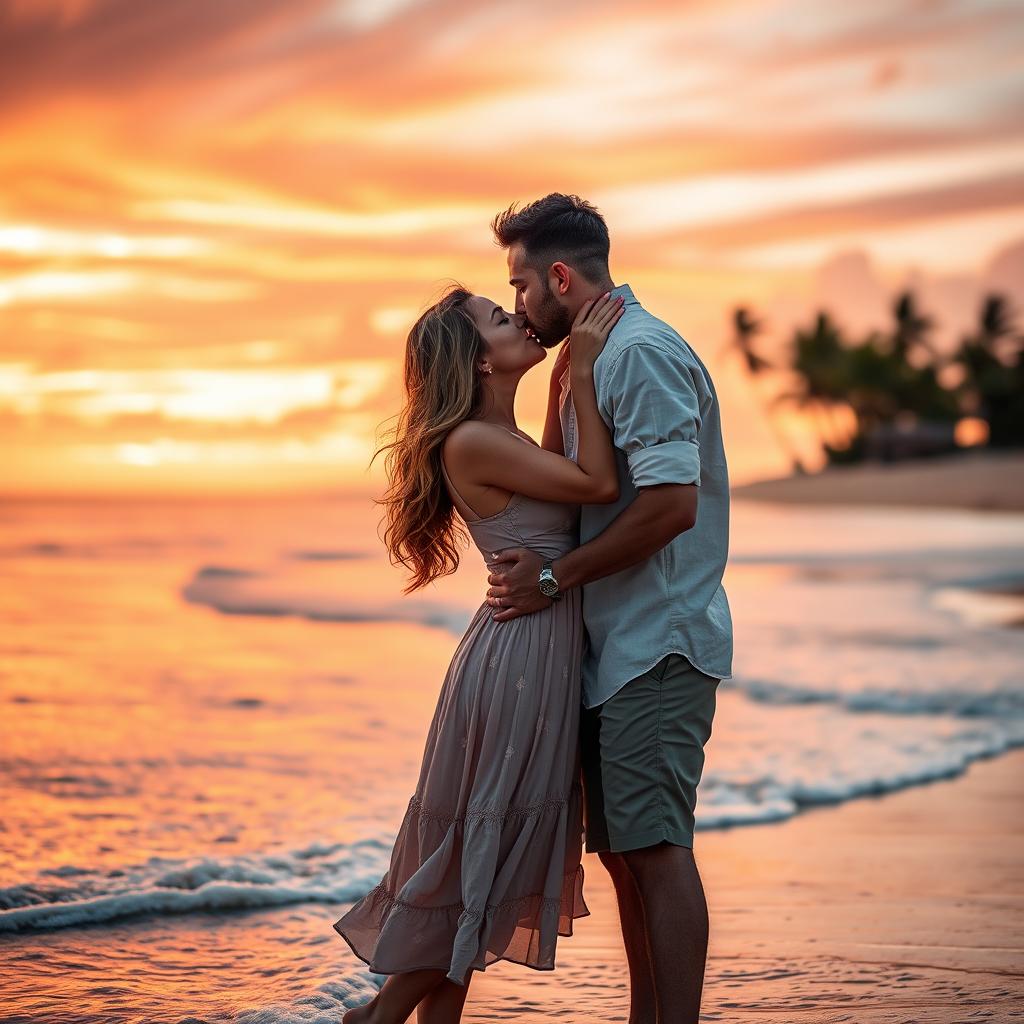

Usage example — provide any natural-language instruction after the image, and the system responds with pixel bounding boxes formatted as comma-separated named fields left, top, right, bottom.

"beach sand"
left=462, top=749, right=1024, bottom=1022
left=731, top=449, right=1024, bottom=513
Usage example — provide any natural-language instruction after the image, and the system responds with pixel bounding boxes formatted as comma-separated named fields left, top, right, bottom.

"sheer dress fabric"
left=333, top=447, right=590, bottom=985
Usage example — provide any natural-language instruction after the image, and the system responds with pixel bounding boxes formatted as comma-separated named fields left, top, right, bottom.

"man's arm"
left=488, top=339, right=706, bottom=621
left=552, top=483, right=695, bottom=588
left=486, top=484, right=695, bottom=623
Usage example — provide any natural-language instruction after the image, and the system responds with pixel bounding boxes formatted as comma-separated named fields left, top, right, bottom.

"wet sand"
left=732, top=449, right=1024, bottom=513
left=463, top=749, right=1024, bottom=1022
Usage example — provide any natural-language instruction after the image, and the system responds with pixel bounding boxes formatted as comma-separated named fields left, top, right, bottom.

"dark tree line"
left=724, top=291, right=1024, bottom=471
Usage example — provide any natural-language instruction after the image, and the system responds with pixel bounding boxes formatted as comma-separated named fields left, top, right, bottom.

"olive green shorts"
left=580, top=653, right=719, bottom=854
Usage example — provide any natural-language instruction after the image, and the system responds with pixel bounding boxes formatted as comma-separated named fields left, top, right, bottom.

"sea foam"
left=0, top=838, right=389, bottom=933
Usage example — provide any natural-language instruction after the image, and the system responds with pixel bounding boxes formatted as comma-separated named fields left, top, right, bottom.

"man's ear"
left=550, top=262, right=572, bottom=296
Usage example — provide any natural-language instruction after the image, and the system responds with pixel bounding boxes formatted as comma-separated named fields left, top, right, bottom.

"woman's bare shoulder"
left=444, top=420, right=509, bottom=459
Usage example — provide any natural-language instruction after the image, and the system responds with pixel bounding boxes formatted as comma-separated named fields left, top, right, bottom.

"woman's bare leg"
left=415, top=970, right=474, bottom=1024
left=342, top=968, right=447, bottom=1024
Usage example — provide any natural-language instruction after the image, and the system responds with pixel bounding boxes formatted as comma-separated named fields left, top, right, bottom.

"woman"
left=334, top=286, right=625, bottom=1024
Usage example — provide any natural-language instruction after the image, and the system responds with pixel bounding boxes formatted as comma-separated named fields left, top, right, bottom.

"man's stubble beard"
left=531, top=279, right=575, bottom=348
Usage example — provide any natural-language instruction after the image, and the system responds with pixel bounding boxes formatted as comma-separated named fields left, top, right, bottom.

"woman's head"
left=375, top=284, right=546, bottom=592
left=404, top=286, right=545, bottom=391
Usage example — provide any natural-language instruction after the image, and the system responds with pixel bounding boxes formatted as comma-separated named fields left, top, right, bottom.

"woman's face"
left=465, top=294, right=547, bottom=377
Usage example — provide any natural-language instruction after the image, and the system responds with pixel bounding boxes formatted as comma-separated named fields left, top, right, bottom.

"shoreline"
left=732, top=448, right=1024, bottom=513
left=463, top=748, right=1024, bottom=1022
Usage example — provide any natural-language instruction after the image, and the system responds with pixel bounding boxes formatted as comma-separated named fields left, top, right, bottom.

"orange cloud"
left=1, top=0, right=1022, bottom=494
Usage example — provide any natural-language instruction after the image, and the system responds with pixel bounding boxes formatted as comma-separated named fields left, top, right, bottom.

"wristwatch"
left=538, top=560, right=562, bottom=600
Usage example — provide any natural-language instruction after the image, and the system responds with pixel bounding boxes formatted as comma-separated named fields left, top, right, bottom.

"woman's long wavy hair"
left=373, top=285, right=487, bottom=593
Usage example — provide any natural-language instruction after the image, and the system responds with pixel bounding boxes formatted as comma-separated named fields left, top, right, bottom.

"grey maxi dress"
left=333, top=443, right=590, bottom=985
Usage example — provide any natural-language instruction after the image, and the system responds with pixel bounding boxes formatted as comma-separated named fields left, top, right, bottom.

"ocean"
left=1, top=493, right=1022, bottom=1022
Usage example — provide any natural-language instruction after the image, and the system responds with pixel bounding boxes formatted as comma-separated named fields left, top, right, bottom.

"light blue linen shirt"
left=559, top=283, right=733, bottom=708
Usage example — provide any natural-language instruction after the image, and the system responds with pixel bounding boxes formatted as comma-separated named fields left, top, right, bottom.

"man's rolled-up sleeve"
left=600, top=341, right=703, bottom=489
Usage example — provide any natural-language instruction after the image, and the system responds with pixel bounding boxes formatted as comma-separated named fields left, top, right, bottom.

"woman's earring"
left=482, top=365, right=493, bottom=375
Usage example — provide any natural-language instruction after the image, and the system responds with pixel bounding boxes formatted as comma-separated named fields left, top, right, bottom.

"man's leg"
left=583, top=701, right=657, bottom=1024
left=597, top=850, right=657, bottom=1024
left=590, top=654, right=719, bottom=1024
left=622, top=841, right=708, bottom=1023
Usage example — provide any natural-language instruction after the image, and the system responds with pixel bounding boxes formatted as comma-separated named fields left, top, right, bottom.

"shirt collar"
left=610, top=282, right=638, bottom=306
left=560, top=283, right=637, bottom=392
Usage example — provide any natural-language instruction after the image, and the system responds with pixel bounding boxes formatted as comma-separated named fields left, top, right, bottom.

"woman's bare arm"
left=447, top=294, right=624, bottom=505
left=540, top=343, right=569, bottom=455
left=445, top=409, right=614, bottom=505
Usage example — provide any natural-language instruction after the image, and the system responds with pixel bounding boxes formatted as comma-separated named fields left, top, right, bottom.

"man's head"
left=491, top=193, right=613, bottom=347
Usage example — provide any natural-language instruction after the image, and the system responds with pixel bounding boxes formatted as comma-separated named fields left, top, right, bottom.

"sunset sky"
left=2, top=0, right=1022, bottom=495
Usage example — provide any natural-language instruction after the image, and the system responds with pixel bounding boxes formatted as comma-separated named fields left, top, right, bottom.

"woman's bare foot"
left=342, top=968, right=447, bottom=1023
left=342, top=993, right=379, bottom=1024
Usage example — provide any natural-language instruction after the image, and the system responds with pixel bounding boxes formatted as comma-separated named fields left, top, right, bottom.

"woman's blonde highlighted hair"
left=373, top=285, right=486, bottom=592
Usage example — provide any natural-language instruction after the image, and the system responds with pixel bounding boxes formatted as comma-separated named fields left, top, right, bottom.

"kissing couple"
left=334, top=192, right=733, bottom=1024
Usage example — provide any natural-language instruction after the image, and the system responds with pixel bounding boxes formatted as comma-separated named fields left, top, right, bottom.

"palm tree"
left=726, top=307, right=774, bottom=376
left=721, top=306, right=806, bottom=474
left=952, top=294, right=1024, bottom=447
left=890, top=290, right=936, bottom=364
left=771, top=310, right=852, bottom=454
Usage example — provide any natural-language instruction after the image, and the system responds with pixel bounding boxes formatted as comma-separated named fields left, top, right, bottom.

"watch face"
left=539, top=577, right=559, bottom=597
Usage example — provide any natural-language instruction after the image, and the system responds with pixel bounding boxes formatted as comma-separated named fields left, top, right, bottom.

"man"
left=485, top=193, right=733, bottom=1024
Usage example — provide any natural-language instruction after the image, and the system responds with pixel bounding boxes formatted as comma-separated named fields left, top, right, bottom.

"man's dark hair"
left=491, top=193, right=610, bottom=283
